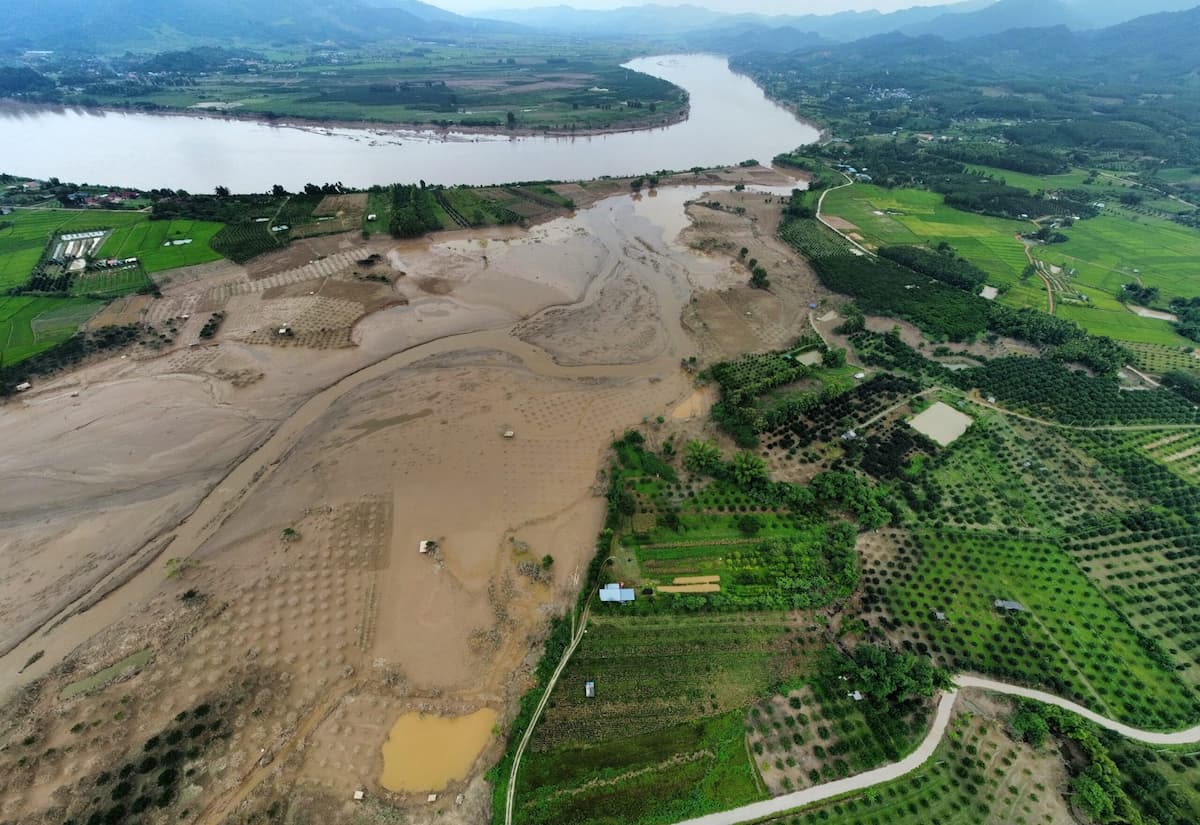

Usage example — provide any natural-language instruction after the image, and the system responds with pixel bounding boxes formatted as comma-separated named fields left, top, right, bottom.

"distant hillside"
left=0, top=0, right=523, bottom=52
left=826, top=5, right=1200, bottom=82
left=482, top=0, right=1200, bottom=45
left=481, top=3, right=728, bottom=35
left=899, top=0, right=1086, bottom=39
left=900, top=0, right=1199, bottom=39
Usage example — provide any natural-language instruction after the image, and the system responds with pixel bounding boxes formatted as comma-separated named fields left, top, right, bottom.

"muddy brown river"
left=0, top=55, right=818, bottom=191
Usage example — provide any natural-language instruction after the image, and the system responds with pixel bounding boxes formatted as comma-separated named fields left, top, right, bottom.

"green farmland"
left=0, top=209, right=224, bottom=366
left=1028, top=213, right=1198, bottom=342
left=98, top=218, right=224, bottom=272
left=0, top=296, right=102, bottom=364
left=820, top=182, right=1197, bottom=347
left=517, top=613, right=787, bottom=825
left=0, top=209, right=222, bottom=288
left=820, top=184, right=1031, bottom=286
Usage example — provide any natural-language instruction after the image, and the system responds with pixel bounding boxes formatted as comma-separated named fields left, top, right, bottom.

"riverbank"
left=0, top=97, right=691, bottom=142
left=0, top=54, right=820, bottom=191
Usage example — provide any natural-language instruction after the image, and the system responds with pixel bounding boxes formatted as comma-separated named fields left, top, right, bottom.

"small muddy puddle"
left=380, top=708, right=497, bottom=792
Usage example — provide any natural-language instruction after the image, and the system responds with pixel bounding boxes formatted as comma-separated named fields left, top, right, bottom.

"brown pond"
left=379, top=708, right=498, bottom=793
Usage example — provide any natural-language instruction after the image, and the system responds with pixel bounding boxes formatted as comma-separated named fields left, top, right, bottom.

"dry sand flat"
left=0, top=183, right=798, bottom=824
left=910, top=401, right=975, bottom=447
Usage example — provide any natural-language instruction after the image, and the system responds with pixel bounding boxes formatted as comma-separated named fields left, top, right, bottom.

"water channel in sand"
left=380, top=708, right=499, bottom=792
left=0, top=55, right=818, bottom=191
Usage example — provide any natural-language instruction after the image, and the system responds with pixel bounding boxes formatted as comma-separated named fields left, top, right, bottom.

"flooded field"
left=380, top=708, right=499, bottom=793
left=910, top=401, right=975, bottom=446
left=0, top=172, right=833, bottom=825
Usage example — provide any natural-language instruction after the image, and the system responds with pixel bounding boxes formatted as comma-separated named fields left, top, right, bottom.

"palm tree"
left=732, top=451, right=768, bottom=489
left=685, top=439, right=721, bottom=475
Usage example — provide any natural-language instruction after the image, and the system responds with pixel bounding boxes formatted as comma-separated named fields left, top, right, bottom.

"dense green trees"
left=1163, top=370, right=1200, bottom=404
left=782, top=219, right=991, bottom=342
left=731, top=451, right=768, bottom=489
left=955, top=357, right=1199, bottom=425
left=878, top=245, right=988, bottom=292
left=846, top=644, right=949, bottom=705
left=389, top=184, right=441, bottom=238
left=1170, top=297, right=1200, bottom=343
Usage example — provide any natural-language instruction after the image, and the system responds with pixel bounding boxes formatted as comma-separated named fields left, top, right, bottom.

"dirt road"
left=815, top=174, right=873, bottom=257
left=672, top=690, right=959, bottom=825
left=671, top=673, right=1200, bottom=825
left=1020, top=239, right=1056, bottom=314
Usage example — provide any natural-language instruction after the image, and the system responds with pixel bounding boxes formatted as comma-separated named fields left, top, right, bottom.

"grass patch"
left=60, top=648, right=152, bottom=700
left=70, top=265, right=153, bottom=299
left=519, top=612, right=789, bottom=825
left=0, top=295, right=103, bottom=364
left=820, top=184, right=1030, bottom=286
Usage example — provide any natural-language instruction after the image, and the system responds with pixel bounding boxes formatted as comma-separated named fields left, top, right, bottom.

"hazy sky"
left=441, top=0, right=966, bottom=15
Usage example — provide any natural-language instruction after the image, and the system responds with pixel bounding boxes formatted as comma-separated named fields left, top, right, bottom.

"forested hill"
left=733, top=6, right=1200, bottom=167
left=0, top=0, right=522, bottom=51
left=740, top=5, right=1200, bottom=84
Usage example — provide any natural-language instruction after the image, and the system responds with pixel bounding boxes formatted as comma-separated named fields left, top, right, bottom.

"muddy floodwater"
left=0, top=54, right=819, bottom=191
left=380, top=708, right=499, bottom=792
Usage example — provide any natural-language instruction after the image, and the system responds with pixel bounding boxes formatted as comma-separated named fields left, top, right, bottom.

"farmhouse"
left=584, top=680, right=595, bottom=698
left=599, top=583, right=635, bottom=603
left=994, top=599, right=1028, bottom=613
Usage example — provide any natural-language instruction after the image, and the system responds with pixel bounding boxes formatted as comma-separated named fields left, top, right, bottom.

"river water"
left=0, top=54, right=817, bottom=192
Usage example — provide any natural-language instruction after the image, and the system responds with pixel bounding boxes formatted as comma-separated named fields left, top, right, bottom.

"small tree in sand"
left=281, top=527, right=301, bottom=543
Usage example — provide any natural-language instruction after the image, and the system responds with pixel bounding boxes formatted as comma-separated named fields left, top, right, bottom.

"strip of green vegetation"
left=60, top=648, right=152, bottom=700
left=520, top=711, right=759, bottom=825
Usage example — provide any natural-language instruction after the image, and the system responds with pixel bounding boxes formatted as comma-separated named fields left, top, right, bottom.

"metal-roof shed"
left=599, top=583, right=635, bottom=603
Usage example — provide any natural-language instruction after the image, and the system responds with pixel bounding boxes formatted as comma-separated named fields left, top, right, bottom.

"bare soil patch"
left=659, top=583, right=721, bottom=593
left=822, top=216, right=859, bottom=232
left=909, top=401, right=974, bottom=447
left=85, top=294, right=153, bottom=328
left=313, top=193, right=368, bottom=219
